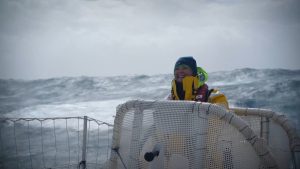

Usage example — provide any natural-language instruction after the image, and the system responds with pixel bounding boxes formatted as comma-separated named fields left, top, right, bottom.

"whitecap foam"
left=5, top=98, right=132, bottom=124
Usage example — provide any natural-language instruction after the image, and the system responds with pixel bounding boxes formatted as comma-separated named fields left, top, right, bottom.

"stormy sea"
left=0, top=68, right=299, bottom=168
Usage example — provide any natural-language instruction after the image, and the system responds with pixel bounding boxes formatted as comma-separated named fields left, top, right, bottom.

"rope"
left=95, top=125, right=100, bottom=168
left=112, top=147, right=127, bottom=169
left=27, top=121, right=33, bottom=169
left=106, top=125, right=110, bottom=160
left=77, top=118, right=80, bottom=164
left=0, top=125, right=3, bottom=168
left=66, top=119, right=71, bottom=169
left=40, top=121, right=45, bottom=169
left=13, top=122, right=20, bottom=169
left=0, top=117, right=113, bottom=127
left=53, top=119, right=57, bottom=167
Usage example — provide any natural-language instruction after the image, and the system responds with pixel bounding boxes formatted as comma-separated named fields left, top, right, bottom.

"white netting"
left=230, top=107, right=300, bottom=169
left=109, top=100, right=299, bottom=169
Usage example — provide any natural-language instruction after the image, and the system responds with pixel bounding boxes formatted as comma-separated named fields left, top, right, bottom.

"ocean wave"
left=0, top=68, right=299, bottom=123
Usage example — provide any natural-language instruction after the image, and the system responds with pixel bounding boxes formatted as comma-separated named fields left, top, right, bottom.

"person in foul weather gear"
left=168, top=56, right=209, bottom=102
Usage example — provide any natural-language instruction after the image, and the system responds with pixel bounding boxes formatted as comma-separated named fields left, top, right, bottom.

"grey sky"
left=0, top=0, right=299, bottom=79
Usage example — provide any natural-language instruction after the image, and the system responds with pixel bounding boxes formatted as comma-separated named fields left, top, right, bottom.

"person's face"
left=174, top=64, right=193, bottom=82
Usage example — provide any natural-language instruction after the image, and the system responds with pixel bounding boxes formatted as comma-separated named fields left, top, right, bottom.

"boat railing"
left=230, top=107, right=300, bottom=169
left=0, top=116, right=113, bottom=169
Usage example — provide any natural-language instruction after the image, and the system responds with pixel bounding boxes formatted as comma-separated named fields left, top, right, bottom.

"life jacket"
left=171, top=76, right=201, bottom=101
left=207, top=89, right=229, bottom=109
left=197, top=67, right=208, bottom=86
left=171, top=67, right=209, bottom=101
